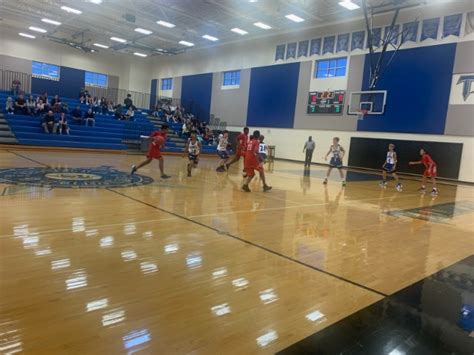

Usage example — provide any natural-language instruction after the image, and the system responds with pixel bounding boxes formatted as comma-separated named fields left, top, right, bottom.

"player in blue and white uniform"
left=323, top=137, right=346, bottom=186
left=380, top=143, right=402, bottom=191
left=184, top=133, right=201, bottom=177
left=258, top=134, right=268, bottom=163
left=216, top=130, right=230, bottom=172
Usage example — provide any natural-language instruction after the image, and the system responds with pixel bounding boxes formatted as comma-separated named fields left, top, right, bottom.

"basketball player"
left=242, top=131, right=272, bottom=192
left=131, top=124, right=170, bottom=179
left=380, top=143, right=403, bottom=191
left=258, top=134, right=268, bottom=163
left=409, top=148, right=438, bottom=195
left=183, top=133, right=201, bottom=177
left=226, top=127, right=249, bottom=169
left=216, top=130, right=230, bottom=172
left=323, top=137, right=346, bottom=186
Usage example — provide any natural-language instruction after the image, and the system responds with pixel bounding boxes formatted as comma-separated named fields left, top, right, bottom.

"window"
left=315, top=57, right=347, bottom=78
left=32, top=61, right=60, bottom=81
left=161, top=78, right=172, bottom=91
left=85, top=71, right=108, bottom=88
left=222, top=70, right=240, bottom=87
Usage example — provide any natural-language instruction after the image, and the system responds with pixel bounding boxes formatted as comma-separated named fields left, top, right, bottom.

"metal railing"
left=0, top=69, right=32, bottom=95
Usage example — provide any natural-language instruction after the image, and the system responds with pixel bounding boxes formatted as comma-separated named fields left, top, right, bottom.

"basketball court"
left=1, top=148, right=472, bottom=353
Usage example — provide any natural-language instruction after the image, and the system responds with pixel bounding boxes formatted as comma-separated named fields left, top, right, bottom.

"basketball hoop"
left=357, top=109, right=368, bottom=120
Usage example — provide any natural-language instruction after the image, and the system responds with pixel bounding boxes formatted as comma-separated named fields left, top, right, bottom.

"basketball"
left=153, top=135, right=165, bottom=147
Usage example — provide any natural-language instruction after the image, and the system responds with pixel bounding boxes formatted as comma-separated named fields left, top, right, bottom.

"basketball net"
left=357, top=109, right=368, bottom=120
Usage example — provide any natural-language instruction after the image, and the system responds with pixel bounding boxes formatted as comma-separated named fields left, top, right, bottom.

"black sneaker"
left=161, top=174, right=171, bottom=179
left=323, top=179, right=328, bottom=185
left=263, top=185, right=272, bottom=192
left=216, top=166, right=225, bottom=172
left=187, top=171, right=191, bottom=177
left=130, top=165, right=137, bottom=175
left=242, top=185, right=251, bottom=192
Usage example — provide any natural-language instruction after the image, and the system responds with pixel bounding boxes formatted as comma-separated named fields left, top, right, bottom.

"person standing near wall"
left=303, top=136, right=315, bottom=168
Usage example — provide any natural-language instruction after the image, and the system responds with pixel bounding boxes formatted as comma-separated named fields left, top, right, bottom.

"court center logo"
left=0, top=166, right=153, bottom=188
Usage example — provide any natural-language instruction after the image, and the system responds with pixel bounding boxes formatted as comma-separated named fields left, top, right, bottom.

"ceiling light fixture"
left=86, top=0, right=103, bottom=3
left=41, top=18, right=62, bottom=26
left=285, top=14, right=305, bottom=23
left=156, top=20, right=176, bottom=28
left=28, top=26, right=47, bottom=33
left=60, top=6, right=83, bottom=14
left=110, top=36, right=127, bottom=43
left=19, top=32, right=35, bottom=39
left=338, top=1, right=360, bottom=10
left=134, top=28, right=152, bottom=35
left=93, top=43, right=109, bottom=48
left=231, top=27, right=248, bottom=35
left=179, top=40, right=194, bottom=47
left=202, top=34, right=218, bottom=41
left=133, top=52, right=147, bottom=57
left=253, top=22, right=271, bottom=30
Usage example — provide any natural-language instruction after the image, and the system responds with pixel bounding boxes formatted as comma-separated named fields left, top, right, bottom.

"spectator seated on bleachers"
left=14, top=94, right=27, bottom=115
left=101, top=97, right=108, bottom=114
left=38, top=92, right=49, bottom=106
left=11, top=79, right=21, bottom=96
left=92, top=97, right=100, bottom=113
left=42, top=110, right=58, bottom=134
left=108, top=101, right=115, bottom=114
left=71, top=105, right=83, bottom=125
left=51, top=94, right=62, bottom=112
left=124, top=106, right=135, bottom=121
left=124, top=94, right=133, bottom=109
left=84, top=108, right=95, bottom=127
left=26, top=95, right=36, bottom=116
left=5, top=97, right=14, bottom=115
left=36, top=99, right=46, bottom=116
left=57, top=112, right=70, bottom=135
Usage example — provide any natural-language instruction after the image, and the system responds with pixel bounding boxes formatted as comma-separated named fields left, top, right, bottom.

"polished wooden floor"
left=0, top=149, right=472, bottom=354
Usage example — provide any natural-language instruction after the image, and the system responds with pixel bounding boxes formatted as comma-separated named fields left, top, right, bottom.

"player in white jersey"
left=183, top=133, right=202, bottom=177
left=216, top=130, right=230, bottom=172
left=258, top=134, right=268, bottom=163
left=323, top=137, right=346, bottom=186
left=380, top=143, right=403, bottom=191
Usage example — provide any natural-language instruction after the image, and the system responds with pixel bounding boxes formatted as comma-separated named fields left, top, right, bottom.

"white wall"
left=228, top=126, right=473, bottom=182
left=0, top=29, right=152, bottom=93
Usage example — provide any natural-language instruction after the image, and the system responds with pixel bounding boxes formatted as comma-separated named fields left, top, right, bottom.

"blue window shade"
left=32, top=61, right=60, bottom=81
left=161, top=78, right=173, bottom=90
left=421, top=18, right=440, bottom=41
left=315, top=57, right=347, bottom=78
left=222, top=70, right=240, bottom=86
left=85, top=71, right=108, bottom=87
left=443, top=13, right=462, bottom=37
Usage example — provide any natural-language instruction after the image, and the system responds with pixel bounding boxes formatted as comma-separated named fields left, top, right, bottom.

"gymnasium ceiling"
left=0, top=0, right=468, bottom=57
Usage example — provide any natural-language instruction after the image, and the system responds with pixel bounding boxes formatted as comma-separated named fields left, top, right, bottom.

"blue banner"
left=275, top=44, right=285, bottom=61
left=443, top=13, right=462, bottom=37
left=286, top=42, right=297, bottom=59
left=351, top=31, right=365, bottom=51
left=310, top=38, right=322, bottom=55
left=323, top=36, right=335, bottom=54
left=385, top=24, right=400, bottom=45
left=367, top=28, right=382, bottom=48
left=336, top=33, right=350, bottom=52
left=298, top=40, right=309, bottom=58
left=402, top=21, right=419, bottom=43
left=421, top=18, right=440, bottom=41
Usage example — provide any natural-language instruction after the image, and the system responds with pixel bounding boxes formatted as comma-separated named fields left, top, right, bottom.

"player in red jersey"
left=226, top=127, right=249, bottom=169
left=242, top=130, right=272, bottom=192
left=409, top=148, right=438, bottom=195
left=131, top=124, right=170, bottom=179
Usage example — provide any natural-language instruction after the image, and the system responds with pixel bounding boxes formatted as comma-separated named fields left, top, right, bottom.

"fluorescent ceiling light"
left=231, top=27, right=248, bottom=35
left=156, top=20, right=176, bottom=28
left=179, top=40, right=194, bottom=47
left=19, top=32, right=35, bottom=39
left=253, top=22, right=271, bottom=30
left=93, top=43, right=109, bottom=48
left=338, top=1, right=360, bottom=10
left=29, top=26, right=47, bottom=33
left=41, top=18, right=62, bottom=26
left=110, top=36, right=127, bottom=43
left=133, top=52, right=147, bottom=57
left=86, top=0, right=102, bottom=3
left=61, top=6, right=82, bottom=14
left=135, top=28, right=152, bottom=35
left=285, top=14, right=305, bottom=23
left=202, top=34, right=218, bottom=41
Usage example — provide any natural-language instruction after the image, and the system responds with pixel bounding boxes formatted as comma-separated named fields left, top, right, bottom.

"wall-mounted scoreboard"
left=307, top=90, right=345, bottom=114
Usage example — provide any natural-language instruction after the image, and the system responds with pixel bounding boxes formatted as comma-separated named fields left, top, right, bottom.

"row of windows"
left=32, top=57, right=349, bottom=93
left=32, top=61, right=109, bottom=87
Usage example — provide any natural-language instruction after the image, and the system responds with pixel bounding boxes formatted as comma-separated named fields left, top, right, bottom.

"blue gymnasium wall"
left=357, top=43, right=457, bottom=134
left=246, top=62, right=300, bottom=128
left=32, top=66, right=85, bottom=98
left=181, top=73, right=213, bottom=122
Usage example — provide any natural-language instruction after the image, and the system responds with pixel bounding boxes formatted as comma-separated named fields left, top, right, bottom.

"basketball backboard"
left=347, top=90, right=387, bottom=115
